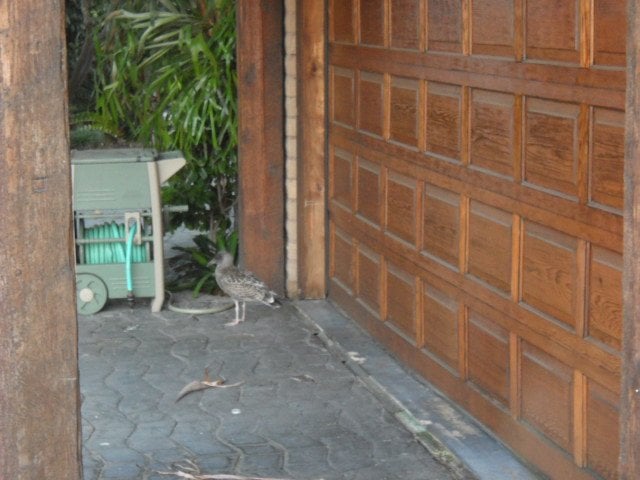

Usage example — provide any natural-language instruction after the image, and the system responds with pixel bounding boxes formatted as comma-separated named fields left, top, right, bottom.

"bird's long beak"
left=207, top=259, right=216, bottom=268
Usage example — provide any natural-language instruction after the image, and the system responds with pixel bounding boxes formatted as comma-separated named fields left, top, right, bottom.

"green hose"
left=81, top=222, right=147, bottom=264
left=125, top=222, right=137, bottom=293
left=80, top=221, right=148, bottom=297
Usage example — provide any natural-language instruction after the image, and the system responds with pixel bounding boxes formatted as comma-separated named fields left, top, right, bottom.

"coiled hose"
left=81, top=222, right=147, bottom=265
left=81, top=221, right=146, bottom=296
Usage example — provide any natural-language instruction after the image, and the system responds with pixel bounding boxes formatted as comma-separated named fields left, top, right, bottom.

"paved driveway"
left=79, top=297, right=461, bottom=480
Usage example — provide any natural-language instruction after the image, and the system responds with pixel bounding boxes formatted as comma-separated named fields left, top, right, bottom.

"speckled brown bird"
left=209, top=251, right=281, bottom=326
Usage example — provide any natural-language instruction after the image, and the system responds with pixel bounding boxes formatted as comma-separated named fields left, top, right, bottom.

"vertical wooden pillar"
left=622, top=1, right=640, bottom=477
left=0, top=2, right=81, bottom=479
left=237, top=0, right=285, bottom=295
left=297, top=0, right=327, bottom=298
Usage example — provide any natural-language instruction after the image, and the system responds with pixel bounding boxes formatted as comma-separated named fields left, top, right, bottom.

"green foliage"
left=167, top=230, right=238, bottom=296
left=91, top=0, right=238, bottom=236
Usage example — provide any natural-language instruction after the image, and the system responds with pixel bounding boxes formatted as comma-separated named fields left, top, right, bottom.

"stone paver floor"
left=80, top=297, right=459, bottom=480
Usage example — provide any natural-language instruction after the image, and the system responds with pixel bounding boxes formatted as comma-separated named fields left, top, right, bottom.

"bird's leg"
left=225, top=300, right=242, bottom=326
left=241, top=301, right=246, bottom=322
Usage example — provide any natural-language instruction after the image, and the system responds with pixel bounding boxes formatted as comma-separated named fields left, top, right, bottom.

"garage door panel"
left=357, top=71, right=385, bottom=137
left=359, top=0, right=385, bottom=46
left=521, top=222, right=582, bottom=329
left=525, top=0, right=581, bottom=64
left=524, top=98, right=584, bottom=198
left=385, top=171, right=418, bottom=245
left=423, top=282, right=461, bottom=371
left=427, top=0, right=464, bottom=53
left=587, top=246, right=622, bottom=350
left=331, top=44, right=625, bottom=108
left=330, top=147, right=354, bottom=209
left=356, top=157, right=383, bottom=225
left=386, top=262, right=418, bottom=340
left=330, top=0, right=356, bottom=44
left=331, top=225, right=356, bottom=293
left=356, top=244, right=382, bottom=315
left=468, top=201, right=514, bottom=294
left=470, top=89, right=518, bottom=177
left=328, top=3, right=624, bottom=476
left=593, top=0, right=627, bottom=67
left=330, top=204, right=620, bottom=390
left=467, top=310, right=511, bottom=407
left=521, top=342, right=575, bottom=450
left=332, top=125, right=623, bottom=250
left=390, top=0, right=423, bottom=50
left=331, top=67, right=355, bottom=127
left=390, top=76, right=421, bottom=147
left=426, top=82, right=463, bottom=161
left=590, top=107, right=625, bottom=212
left=422, top=183, right=461, bottom=268
left=586, top=379, right=620, bottom=479
left=471, top=0, right=516, bottom=57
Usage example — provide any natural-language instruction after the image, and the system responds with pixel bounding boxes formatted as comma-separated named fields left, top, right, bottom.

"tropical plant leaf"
left=87, top=0, right=237, bottom=235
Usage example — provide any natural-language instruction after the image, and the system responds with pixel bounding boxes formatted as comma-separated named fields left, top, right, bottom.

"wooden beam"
left=621, top=1, right=640, bottom=477
left=297, top=0, right=327, bottom=298
left=0, top=1, right=81, bottom=479
left=237, top=0, right=285, bottom=295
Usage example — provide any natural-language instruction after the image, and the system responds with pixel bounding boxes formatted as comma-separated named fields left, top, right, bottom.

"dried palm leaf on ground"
left=175, top=369, right=244, bottom=402
left=157, top=459, right=293, bottom=479
left=158, top=472, right=293, bottom=480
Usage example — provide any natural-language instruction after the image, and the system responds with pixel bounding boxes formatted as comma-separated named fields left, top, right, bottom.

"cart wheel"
left=76, top=273, right=108, bottom=315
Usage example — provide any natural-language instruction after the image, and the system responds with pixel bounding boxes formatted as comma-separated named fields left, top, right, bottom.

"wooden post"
left=297, top=0, right=327, bottom=298
left=0, top=1, right=81, bottom=479
left=237, top=0, right=286, bottom=295
left=621, top=1, right=640, bottom=477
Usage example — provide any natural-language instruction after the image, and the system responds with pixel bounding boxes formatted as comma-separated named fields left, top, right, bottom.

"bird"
left=208, top=250, right=281, bottom=326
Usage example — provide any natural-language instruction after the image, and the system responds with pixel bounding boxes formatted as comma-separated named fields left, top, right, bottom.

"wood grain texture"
left=422, top=184, right=460, bottom=267
left=390, top=0, right=423, bottom=50
left=389, top=76, right=421, bottom=147
left=621, top=1, right=640, bottom=478
left=426, top=82, right=463, bottom=161
left=237, top=0, right=285, bottom=295
left=471, top=0, right=517, bottom=57
left=297, top=0, right=327, bottom=298
left=468, top=311, right=510, bottom=406
left=0, top=1, right=81, bottom=478
left=467, top=201, right=512, bottom=294
left=330, top=204, right=620, bottom=390
left=423, top=282, right=460, bottom=370
left=588, top=246, right=623, bottom=350
left=385, top=171, right=417, bottom=244
left=356, top=158, right=382, bottom=225
left=330, top=148, right=354, bottom=209
left=358, top=71, right=385, bottom=136
left=386, top=262, right=417, bottom=339
left=588, top=379, right=620, bottom=478
left=470, top=89, right=517, bottom=177
left=359, top=0, right=386, bottom=46
left=357, top=243, right=382, bottom=313
left=328, top=2, right=627, bottom=478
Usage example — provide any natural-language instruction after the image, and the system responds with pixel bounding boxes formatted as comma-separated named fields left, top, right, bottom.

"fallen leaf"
left=347, top=351, right=366, bottom=364
left=157, top=459, right=295, bottom=479
left=176, top=369, right=243, bottom=402
left=157, top=473, right=293, bottom=479
left=290, top=374, right=315, bottom=383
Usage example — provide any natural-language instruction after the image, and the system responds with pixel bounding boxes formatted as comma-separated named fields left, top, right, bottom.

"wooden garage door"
left=327, top=1, right=625, bottom=479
